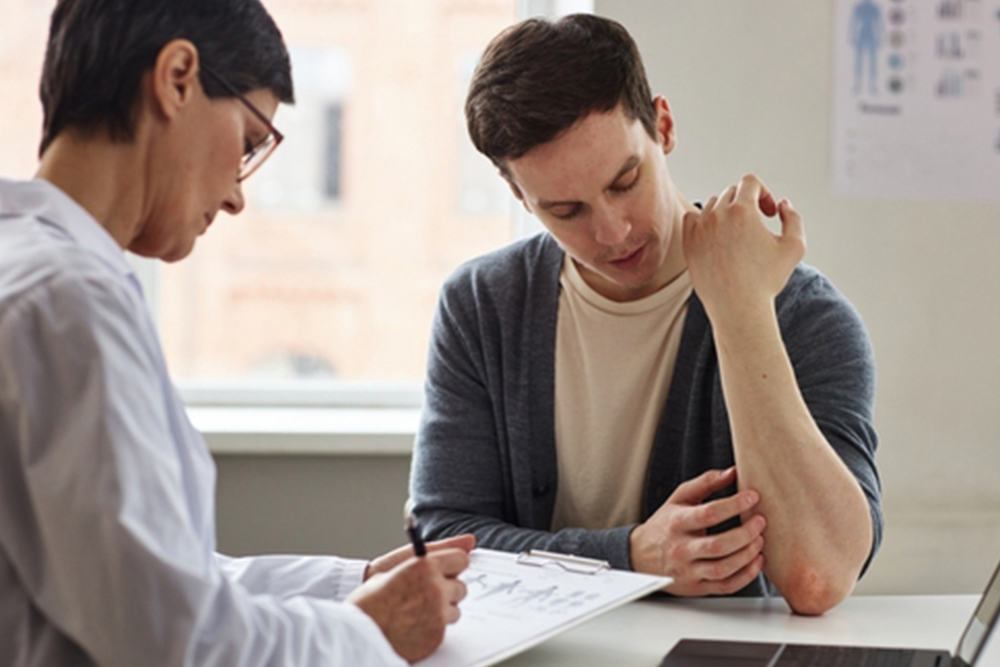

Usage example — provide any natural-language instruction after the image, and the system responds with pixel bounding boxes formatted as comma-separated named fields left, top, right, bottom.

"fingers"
left=732, top=173, right=764, bottom=206
left=667, top=467, right=737, bottom=505
left=692, top=534, right=765, bottom=582
left=677, top=489, right=760, bottom=533
left=366, top=543, right=414, bottom=579
left=427, top=548, right=471, bottom=578
left=444, top=601, right=462, bottom=624
left=687, top=514, right=767, bottom=560
left=441, top=578, right=467, bottom=624
left=702, top=193, right=720, bottom=215
left=729, top=173, right=778, bottom=217
left=426, top=533, right=477, bottom=554
left=778, top=198, right=806, bottom=250
left=699, top=554, right=766, bottom=596
left=722, top=184, right=738, bottom=205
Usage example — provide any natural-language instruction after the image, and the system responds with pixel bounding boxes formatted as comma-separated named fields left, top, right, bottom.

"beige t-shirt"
left=551, top=256, right=693, bottom=531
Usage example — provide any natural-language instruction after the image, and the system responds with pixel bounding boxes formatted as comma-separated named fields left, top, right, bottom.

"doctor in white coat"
left=0, top=1, right=473, bottom=665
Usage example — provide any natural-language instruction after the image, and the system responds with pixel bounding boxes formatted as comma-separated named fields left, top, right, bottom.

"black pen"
left=406, top=515, right=427, bottom=557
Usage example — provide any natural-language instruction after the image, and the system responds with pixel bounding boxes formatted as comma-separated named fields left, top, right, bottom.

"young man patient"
left=409, top=14, right=882, bottom=616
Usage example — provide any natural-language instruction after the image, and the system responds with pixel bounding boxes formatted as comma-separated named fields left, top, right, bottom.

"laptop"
left=660, top=559, right=1000, bottom=667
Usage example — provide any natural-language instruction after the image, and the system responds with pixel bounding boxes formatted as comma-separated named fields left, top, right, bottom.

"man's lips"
left=607, top=244, right=646, bottom=270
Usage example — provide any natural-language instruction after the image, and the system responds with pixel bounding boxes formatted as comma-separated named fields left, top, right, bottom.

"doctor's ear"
left=150, top=39, right=202, bottom=120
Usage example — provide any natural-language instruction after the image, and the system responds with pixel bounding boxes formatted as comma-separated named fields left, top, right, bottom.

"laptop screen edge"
left=955, top=558, right=1000, bottom=665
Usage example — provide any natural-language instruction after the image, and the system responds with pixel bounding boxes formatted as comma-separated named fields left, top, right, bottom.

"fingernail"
left=745, top=490, right=759, bottom=506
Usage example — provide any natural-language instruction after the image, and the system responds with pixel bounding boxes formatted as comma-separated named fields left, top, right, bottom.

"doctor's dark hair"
left=465, top=14, right=656, bottom=175
left=38, top=0, right=294, bottom=156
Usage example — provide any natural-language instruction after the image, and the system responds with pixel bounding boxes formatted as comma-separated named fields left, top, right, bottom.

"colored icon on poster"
left=851, top=0, right=885, bottom=95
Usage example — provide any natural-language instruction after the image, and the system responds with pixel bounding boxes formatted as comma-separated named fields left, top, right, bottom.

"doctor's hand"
left=348, top=548, right=471, bottom=663
left=682, top=173, right=805, bottom=331
left=364, top=533, right=476, bottom=581
left=629, top=467, right=767, bottom=597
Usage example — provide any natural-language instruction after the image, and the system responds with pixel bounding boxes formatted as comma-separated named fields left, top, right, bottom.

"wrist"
left=705, top=297, right=777, bottom=347
left=628, top=524, right=658, bottom=574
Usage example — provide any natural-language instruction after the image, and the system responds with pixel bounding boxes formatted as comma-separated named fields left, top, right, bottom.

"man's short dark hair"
left=465, top=13, right=656, bottom=173
left=39, top=0, right=294, bottom=156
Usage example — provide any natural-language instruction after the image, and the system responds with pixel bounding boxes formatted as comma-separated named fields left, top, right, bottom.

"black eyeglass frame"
left=201, top=65, right=285, bottom=182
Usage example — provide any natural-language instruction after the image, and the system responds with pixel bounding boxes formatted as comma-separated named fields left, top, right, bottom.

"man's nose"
left=593, top=201, right=631, bottom=246
left=222, top=181, right=245, bottom=215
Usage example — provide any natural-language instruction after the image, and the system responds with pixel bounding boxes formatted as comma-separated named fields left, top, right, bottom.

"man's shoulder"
left=780, top=264, right=851, bottom=309
left=441, top=232, right=562, bottom=299
left=777, top=264, right=872, bottom=356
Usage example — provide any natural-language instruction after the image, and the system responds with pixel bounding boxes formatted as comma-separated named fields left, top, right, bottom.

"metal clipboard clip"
left=515, top=550, right=611, bottom=575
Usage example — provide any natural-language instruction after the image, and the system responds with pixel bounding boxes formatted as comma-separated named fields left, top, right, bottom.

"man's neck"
left=35, top=130, right=148, bottom=252
left=574, top=191, right=696, bottom=302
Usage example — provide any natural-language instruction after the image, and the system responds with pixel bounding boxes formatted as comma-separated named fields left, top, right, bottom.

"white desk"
left=499, top=595, right=998, bottom=666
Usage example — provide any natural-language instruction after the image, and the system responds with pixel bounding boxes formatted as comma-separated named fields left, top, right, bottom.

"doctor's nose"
left=222, top=182, right=246, bottom=216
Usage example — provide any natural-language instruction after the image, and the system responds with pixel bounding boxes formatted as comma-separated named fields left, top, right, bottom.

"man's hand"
left=682, top=173, right=805, bottom=330
left=630, top=467, right=767, bottom=596
left=348, top=547, right=472, bottom=663
left=365, top=534, right=476, bottom=581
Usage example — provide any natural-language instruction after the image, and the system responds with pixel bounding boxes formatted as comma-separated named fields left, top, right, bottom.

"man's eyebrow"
left=536, top=155, right=642, bottom=210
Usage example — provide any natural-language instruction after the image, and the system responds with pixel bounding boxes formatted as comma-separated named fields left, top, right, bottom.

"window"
left=1, top=0, right=592, bottom=414
left=159, top=0, right=525, bottom=392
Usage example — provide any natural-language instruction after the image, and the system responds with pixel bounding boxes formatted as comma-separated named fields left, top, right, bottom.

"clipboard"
left=515, top=549, right=611, bottom=575
left=415, top=548, right=672, bottom=667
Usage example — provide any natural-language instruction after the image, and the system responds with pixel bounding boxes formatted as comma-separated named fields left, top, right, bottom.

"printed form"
left=416, top=549, right=670, bottom=667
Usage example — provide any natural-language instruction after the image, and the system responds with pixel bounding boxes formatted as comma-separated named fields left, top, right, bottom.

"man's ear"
left=150, top=39, right=202, bottom=121
left=653, top=95, right=677, bottom=155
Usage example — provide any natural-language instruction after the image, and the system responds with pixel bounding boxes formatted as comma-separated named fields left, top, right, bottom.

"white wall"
left=215, top=454, right=412, bottom=560
left=596, top=0, right=1000, bottom=594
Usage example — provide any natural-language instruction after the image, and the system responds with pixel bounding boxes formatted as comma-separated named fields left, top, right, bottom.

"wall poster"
left=832, top=0, right=1000, bottom=201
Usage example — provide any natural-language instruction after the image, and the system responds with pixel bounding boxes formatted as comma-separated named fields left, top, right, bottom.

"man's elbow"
left=779, top=567, right=856, bottom=616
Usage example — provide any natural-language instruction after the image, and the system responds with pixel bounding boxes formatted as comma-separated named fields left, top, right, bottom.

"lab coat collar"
left=0, top=178, right=136, bottom=282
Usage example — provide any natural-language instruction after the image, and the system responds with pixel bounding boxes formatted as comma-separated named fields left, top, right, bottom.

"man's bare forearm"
left=712, top=302, right=873, bottom=615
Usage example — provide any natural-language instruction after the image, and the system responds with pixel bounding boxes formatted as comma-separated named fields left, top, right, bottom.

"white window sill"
left=189, top=407, right=420, bottom=456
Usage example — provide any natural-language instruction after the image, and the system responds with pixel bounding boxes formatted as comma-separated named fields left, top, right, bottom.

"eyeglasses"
left=201, top=65, right=284, bottom=182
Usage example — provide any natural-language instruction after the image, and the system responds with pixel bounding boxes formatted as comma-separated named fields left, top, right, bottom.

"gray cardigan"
left=410, top=233, right=882, bottom=595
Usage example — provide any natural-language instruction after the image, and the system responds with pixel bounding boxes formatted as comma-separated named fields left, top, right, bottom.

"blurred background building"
left=0, top=0, right=520, bottom=383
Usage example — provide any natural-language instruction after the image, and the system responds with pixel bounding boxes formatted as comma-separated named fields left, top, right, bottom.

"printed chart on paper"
left=415, top=549, right=669, bottom=667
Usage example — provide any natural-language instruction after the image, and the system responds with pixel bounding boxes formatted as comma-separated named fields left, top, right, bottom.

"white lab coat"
left=0, top=179, right=405, bottom=667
